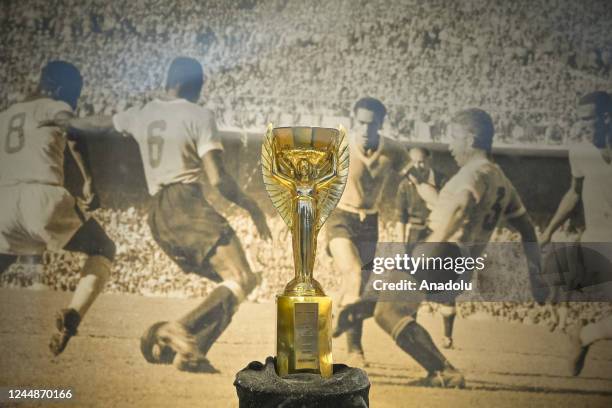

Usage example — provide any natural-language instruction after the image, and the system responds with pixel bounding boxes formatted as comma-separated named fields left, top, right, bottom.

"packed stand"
left=2, top=0, right=611, bottom=326
left=1, top=0, right=611, bottom=145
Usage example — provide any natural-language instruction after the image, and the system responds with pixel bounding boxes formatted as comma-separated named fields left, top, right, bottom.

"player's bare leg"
left=172, top=232, right=258, bottom=372
left=49, top=219, right=114, bottom=356
left=329, top=237, right=367, bottom=367
left=548, top=303, right=569, bottom=332
left=374, top=290, right=464, bottom=388
left=569, top=314, right=612, bottom=376
left=557, top=304, right=569, bottom=332
left=67, top=255, right=112, bottom=317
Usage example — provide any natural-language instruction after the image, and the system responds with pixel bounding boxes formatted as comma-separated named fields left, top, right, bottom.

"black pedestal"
left=234, top=357, right=370, bottom=408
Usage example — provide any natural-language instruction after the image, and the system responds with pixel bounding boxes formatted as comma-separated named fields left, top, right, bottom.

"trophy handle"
left=314, top=125, right=350, bottom=232
left=262, top=123, right=295, bottom=230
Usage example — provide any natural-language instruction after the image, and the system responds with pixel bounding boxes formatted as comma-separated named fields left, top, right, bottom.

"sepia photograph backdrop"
left=1, top=0, right=611, bottom=407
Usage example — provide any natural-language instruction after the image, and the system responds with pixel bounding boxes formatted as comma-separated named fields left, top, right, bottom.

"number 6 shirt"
left=112, top=98, right=223, bottom=195
left=428, top=157, right=526, bottom=252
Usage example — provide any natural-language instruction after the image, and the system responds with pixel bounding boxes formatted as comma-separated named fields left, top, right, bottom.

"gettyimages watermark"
left=360, top=242, right=612, bottom=303
left=371, top=251, right=486, bottom=292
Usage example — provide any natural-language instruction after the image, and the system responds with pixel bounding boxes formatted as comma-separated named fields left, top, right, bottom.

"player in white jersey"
left=0, top=61, right=116, bottom=356
left=113, top=98, right=220, bottom=196
left=50, top=57, right=271, bottom=372
left=541, top=91, right=612, bottom=376
left=417, top=109, right=542, bottom=346
left=426, top=150, right=527, bottom=254
left=326, top=97, right=409, bottom=366
left=335, top=108, right=542, bottom=388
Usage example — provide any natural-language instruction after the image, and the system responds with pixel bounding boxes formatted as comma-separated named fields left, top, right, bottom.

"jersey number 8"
left=4, top=112, right=26, bottom=154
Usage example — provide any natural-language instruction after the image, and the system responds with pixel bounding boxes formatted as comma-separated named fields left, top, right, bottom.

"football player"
left=326, top=97, right=409, bottom=366
left=540, top=91, right=612, bottom=376
left=395, top=147, right=456, bottom=349
left=395, top=147, right=446, bottom=245
left=335, top=108, right=542, bottom=387
left=47, top=57, right=271, bottom=371
left=0, top=61, right=116, bottom=356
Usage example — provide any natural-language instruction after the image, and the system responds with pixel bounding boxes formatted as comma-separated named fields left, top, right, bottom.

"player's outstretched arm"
left=415, top=184, right=439, bottom=210
left=66, top=139, right=99, bottom=210
left=202, top=150, right=272, bottom=241
left=507, top=213, right=546, bottom=304
left=541, top=177, right=583, bottom=245
left=70, top=115, right=114, bottom=135
left=407, top=173, right=439, bottom=209
left=39, top=112, right=114, bottom=136
left=425, top=190, right=473, bottom=243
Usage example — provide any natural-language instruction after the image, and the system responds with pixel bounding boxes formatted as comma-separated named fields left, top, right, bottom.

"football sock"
left=580, top=315, right=612, bottom=346
left=441, top=306, right=457, bottom=338
left=443, top=314, right=456, bottom=339
left=346, top=319, right=364, bottom=353
left=179, top=285, right=239, bottom=356
left=69, top=255, right=111, bottom=317
left=394, top=320, right=449, bottom=374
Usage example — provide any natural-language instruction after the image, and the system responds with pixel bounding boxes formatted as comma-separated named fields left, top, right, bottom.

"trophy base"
left=276, top=295, right=332, bottom=378
left=234, top=357, right=370, bottom=408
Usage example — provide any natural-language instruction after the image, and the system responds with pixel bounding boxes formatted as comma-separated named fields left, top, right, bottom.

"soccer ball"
left=140, top=321, right=176, bottom=364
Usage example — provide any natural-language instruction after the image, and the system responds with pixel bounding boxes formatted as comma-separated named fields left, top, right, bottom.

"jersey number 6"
left=147, top=120, right=166, bottom=168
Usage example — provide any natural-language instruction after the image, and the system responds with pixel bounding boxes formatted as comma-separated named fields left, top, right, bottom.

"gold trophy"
left=262, top=125, right=349, bottom=378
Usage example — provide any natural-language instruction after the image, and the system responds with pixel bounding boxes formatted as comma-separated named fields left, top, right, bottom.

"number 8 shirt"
left=112, top=99, right=223, bottom=195
left=0, top=98, right=72, bottom=186
left=0, top=98, right=83, bottom=254
left=428, top=157, right=526, bottom=255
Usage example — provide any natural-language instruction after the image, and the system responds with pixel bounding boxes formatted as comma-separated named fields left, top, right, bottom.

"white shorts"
left=0, top=184, right=85, bottom=255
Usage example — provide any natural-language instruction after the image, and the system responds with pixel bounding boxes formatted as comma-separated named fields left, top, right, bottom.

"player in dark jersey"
left=327, top=97, right=409, bottom=367
left=46, top=57, right=271, bottom=371
left=0, top=61, right=116, bottom=356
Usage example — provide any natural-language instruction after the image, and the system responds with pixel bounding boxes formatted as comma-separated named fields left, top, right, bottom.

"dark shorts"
left=148, top=183, right=234, bottom=282
left=326, top=209, right=378, bottom=262
left=1, top=216, right=115, bottom=275
left=326, top=209, right=378, bottom=293
left=64, top=217, right=115, bottom=259
left=542, top=242, right=612, bottom=301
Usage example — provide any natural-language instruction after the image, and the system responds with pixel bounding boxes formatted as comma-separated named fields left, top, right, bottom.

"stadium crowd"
left=1, top=0, right=611, bottom=144
left=2, top=0, right=612, bottom=327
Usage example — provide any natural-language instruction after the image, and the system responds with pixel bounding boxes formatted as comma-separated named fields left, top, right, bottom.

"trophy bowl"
left=271, top=127, right=340, bottom=187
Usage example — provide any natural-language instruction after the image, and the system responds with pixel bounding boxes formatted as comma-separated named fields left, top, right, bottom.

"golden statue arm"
left=270, top=142, right=295, bottom=190
left=315, top=148, right=339, bottom=191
